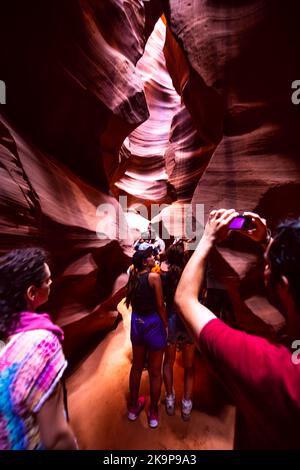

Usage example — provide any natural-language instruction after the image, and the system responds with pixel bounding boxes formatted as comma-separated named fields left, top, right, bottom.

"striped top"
left=0, top=329, right=67, bottom=450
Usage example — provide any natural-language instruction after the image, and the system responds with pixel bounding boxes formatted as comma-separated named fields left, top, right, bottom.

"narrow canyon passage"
left=66, top=301, right=235, bottom=450
left=2, top=0, right=300, bottom=454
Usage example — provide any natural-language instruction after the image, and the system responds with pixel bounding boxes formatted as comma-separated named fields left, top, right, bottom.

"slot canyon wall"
left=1, top=0, right=300, bottom=362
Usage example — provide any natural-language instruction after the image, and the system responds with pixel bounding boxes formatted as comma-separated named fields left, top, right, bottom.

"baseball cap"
left=132, top=246, right=153, bottom=267
left=137, top=242, right=153, bottom=251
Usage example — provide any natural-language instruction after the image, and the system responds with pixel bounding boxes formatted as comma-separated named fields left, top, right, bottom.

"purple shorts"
left=131, top=311, right=167, bottom=351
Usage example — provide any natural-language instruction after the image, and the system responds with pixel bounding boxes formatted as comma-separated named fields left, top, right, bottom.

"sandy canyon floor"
left=67, top=300, right=235, bottom=450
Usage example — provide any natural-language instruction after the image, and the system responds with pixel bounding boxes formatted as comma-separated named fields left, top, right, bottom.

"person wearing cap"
left=125, top=247, right=168, bottom=429
left=137, top=241, right=153, bottom=252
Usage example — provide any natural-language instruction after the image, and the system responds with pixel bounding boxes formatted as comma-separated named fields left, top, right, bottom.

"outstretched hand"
left=203, top=209, right=239, bottom=244
left=242, top=211, right=268, bottom=243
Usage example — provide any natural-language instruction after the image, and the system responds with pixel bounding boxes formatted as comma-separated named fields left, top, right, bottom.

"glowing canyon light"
left=96, top=196, right=205, bottom=250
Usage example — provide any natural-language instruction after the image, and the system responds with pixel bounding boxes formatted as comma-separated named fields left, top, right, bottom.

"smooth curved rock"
left=0, top=114, right=132, bottom=358
left=1, top=0, right=300, bottom=352
left=162, top=0, right=300, bottom=335
left=114, top=19, right=181, bottom=204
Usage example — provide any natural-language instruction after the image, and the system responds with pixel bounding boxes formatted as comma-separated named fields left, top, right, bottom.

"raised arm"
left=175, top=209, right=239, bottom=341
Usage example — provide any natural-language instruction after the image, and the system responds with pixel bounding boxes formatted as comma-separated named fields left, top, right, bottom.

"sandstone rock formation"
left=1, top=0, right=300, bottom=357
left=163, top=0, right=300, bottom=334
left=0, top=113, right=132, bottom=358
left=0, top=0, right=159, bottom=357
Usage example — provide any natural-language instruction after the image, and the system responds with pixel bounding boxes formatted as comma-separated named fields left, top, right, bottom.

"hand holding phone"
left=228, top=212, right=270, bottom=245
left=204, top=208, right=239, bottom=244
left=204, top=210, right=269, bottom=246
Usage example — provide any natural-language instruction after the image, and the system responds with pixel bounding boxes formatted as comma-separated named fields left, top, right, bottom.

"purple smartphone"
left=228, top=215, right=254, bottom=230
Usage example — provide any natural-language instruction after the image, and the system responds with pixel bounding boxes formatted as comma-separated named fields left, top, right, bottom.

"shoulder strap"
left=62, top=378, right=69, bottom=422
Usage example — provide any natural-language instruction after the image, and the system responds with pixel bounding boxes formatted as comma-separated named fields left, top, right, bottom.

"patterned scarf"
left=7, top=311, right=64, bottom=342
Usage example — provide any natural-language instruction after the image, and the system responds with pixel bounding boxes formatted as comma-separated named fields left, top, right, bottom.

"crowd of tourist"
left=1, top=209, right=300, bottom=449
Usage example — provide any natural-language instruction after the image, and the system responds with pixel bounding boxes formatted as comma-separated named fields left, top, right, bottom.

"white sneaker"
left=165, top=392, right=175, bottom=416
left=181, top=398, right=192, bottom=421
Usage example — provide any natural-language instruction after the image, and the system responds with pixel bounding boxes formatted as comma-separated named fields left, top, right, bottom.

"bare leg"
left=163, top=343, right=176, bottom=396
left=182, top=343, right=195, bottom=401
left=148, top=349, right=164, bottom=412
left=129, top=345, right=147, bottom=407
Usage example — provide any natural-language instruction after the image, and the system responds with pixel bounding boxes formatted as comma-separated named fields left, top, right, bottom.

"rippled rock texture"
left=0, top=113, right=132, bottom=358
left=164, top=0, right=300, bottom=334
left=0, top=0, right=160, bottom=356
left=1, top=0, right=300, bottom=352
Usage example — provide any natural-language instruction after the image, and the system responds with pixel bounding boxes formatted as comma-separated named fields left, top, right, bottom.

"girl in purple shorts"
left=126, top=247, right=167, bottom=428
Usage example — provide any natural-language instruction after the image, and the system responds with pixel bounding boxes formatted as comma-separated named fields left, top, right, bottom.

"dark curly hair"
left=0, top=247, right=48, bottom=338
left=165, top=241, right=186, bottom=303
left=268, top=219, right=300, bottom=312
left=125, top=248, right=152, bottom=309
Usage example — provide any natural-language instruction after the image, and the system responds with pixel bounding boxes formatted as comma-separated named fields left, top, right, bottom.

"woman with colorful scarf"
left=0, top=247, right=78, bottom=450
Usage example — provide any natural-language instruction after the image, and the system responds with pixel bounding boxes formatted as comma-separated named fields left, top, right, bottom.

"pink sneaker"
left=128, top=396, right=145, bottom=421
left=147, top=409, right=159, bottom=428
